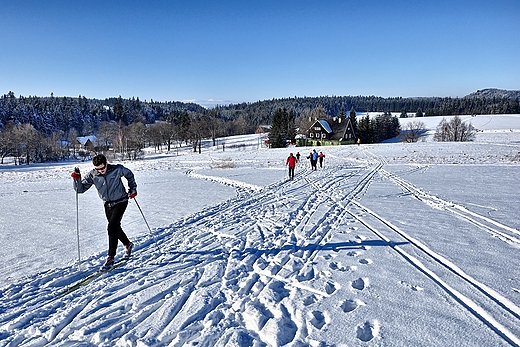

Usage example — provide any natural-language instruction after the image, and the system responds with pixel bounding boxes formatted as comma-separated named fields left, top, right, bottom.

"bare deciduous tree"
left=399, top=121, right=426, bottom=143
left=0, top=121, right=16, bottom=164
left=126, top=122, right=147, bottom=160
left=13, top=123, right=39, bottom=164
left=147, top=122, right=165, bottom=152
left=434, top=116, right=476, bottom=142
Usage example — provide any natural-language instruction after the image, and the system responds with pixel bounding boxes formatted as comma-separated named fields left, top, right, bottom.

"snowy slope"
left=1, top=115, right=520, bottom=346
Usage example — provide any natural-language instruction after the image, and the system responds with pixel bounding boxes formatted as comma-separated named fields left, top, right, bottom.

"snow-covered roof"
left=318, top=119, right=332, bottom=133
left=76, top=136, right=96, bottom=145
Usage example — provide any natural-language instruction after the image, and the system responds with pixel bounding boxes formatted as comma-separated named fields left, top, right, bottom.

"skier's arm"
left=122, top=166, right=137, bottom=193
left=72, top=170, right=94, bottom=194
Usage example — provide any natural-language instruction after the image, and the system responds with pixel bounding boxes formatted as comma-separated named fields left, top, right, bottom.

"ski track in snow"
left=1, top=140, right=520, bottom=346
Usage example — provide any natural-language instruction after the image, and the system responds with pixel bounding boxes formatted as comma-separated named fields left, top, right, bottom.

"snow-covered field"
left=1, top=114, right=520, bottom=346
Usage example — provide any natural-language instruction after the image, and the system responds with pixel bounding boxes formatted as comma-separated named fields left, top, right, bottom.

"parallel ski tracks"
left=312, top=152, right=520, bottom=346
left=348, top=200, right=520, bottom=346
left=379, top=168, right=520, bottom=245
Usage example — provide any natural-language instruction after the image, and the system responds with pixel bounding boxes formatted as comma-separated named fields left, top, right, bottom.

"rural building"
left=305, top=117, right=356, bottom=143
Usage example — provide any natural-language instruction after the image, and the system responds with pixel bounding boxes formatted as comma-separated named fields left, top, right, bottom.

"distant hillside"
left=2, top=89, right=519, bottom=141
left=465, top=88, right=520, bottom=99
left=217, top=89, right=520, bottom=126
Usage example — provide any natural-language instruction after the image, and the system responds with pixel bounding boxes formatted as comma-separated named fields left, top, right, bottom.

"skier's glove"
left=71, top=167, right=81, bottom=180
left=128, top=190, right=137, bottom=199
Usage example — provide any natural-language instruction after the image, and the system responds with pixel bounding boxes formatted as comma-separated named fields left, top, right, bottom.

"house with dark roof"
left=75, top=136, right=96, bottom=151
left=255, top=125, right=271, bottom=134
left=305, top=117, right=356, bottom=143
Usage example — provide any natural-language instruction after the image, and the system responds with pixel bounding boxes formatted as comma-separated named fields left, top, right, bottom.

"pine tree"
left=349, top=106, right=357, bottom=133
left=268, top=108, right=289, bottom=148
left=113, top=96, right=124, bottom=122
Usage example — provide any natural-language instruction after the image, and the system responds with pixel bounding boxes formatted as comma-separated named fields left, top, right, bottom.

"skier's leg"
left=104, top=201, right=130, bottom=257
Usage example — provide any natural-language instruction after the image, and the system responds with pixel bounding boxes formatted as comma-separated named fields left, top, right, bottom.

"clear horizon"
left=1, top=0, right=519, bottom=108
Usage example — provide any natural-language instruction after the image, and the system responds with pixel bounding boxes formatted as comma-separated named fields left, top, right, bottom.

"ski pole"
left=133, top=197, right=159, bottom=252
left=134, top=198, right=151, bottom=233
left=74, top=167, right=81, bottom=261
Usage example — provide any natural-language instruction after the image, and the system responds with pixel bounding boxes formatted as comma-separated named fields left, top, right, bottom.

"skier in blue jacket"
left=71, top=154, right=137, bottom=269
left=311, top=149, right=319, bottom=170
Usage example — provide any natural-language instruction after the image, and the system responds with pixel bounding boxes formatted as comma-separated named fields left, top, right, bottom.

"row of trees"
left=217, top=92, right=520, bottom=127
left=3, top=90, right=518, bottom=141
left=397, top=116, right=476, bottom=143
left=0, top=108, right=235, bottom=164
left=0, top=91, right=206, bottom=137
left=356, top=112, right=401, bottom=144
left=1, top=89, right=511, bottom=162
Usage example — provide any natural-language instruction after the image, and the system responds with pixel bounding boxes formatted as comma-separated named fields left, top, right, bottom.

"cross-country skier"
left=311, top=149, right=319, bottom=170
left=286, top=152, right=298, bottom=180
left=71, top=154, right=137, bottom=270
left=319, top=151, right=326, bottom=168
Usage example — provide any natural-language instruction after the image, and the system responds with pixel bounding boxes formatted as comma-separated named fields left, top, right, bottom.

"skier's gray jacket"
left=73, top=164, right=137, bottom=205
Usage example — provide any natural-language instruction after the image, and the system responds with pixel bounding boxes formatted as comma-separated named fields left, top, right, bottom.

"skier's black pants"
left=288, top=166, right=295, bottom=179
left=104, top=200, right=130, bottom=258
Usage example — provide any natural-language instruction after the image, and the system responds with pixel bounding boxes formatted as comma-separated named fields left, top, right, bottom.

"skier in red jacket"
left=286, top=153, right=298, bottom=180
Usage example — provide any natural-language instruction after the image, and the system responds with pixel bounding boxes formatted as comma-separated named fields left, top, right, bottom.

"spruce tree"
left=349, top=106, right=357, bottom=133
left=268, top=108, right=289, bottom=148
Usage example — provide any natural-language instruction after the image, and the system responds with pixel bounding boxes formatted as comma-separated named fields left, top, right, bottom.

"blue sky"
left=1, top=0, right=519, bottom=108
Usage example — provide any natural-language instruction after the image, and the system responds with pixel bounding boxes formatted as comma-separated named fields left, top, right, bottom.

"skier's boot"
left=125, top=242, right=134, bottom=258
left=101, top=256, right=114, bottom=271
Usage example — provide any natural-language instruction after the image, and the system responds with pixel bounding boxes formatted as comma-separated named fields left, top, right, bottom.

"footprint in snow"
left=303, top=295, right=317, bottom=306
left=351, top=277, right=369, bottom=291
left=243, top=301, right=273, bottom=331
left=309, top=310, right=329, bottom=329
left=296, top=266, right=315, bottom=282
left=399, top=280, right=424, bottom=291
left=347, top=250, right=363, bottom=257
left=322, top=253, right=337, bottom=260
left=287, top=257, right=305, bottom=272
left=325, top=281, right=339, bottom=295
left=356, top=320, right=380, bottom=342
left=329, top=261, right=351, bottom=271
left=359, top=258, right=373, bottom=265
left=266, top=280, right=290, bottom=303
left=340, top=298, right=365, bottom=313
left=253, top=257, right=269, bottom=271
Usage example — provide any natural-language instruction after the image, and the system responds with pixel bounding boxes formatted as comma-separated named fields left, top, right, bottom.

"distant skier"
left=286, top=152, right=298, bottom=180
left=71, top=154, right=137, bottom=270
left=319, top=151, right=325, bottom=168
left=311, top=149, right=319, bottom=170
left=295, top=152, right=301, bottom=162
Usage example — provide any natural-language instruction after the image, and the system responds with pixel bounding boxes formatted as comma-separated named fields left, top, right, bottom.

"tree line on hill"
left=216, top=90, right=520, bottom=127
left=0, top=89, right=517, bottom=163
